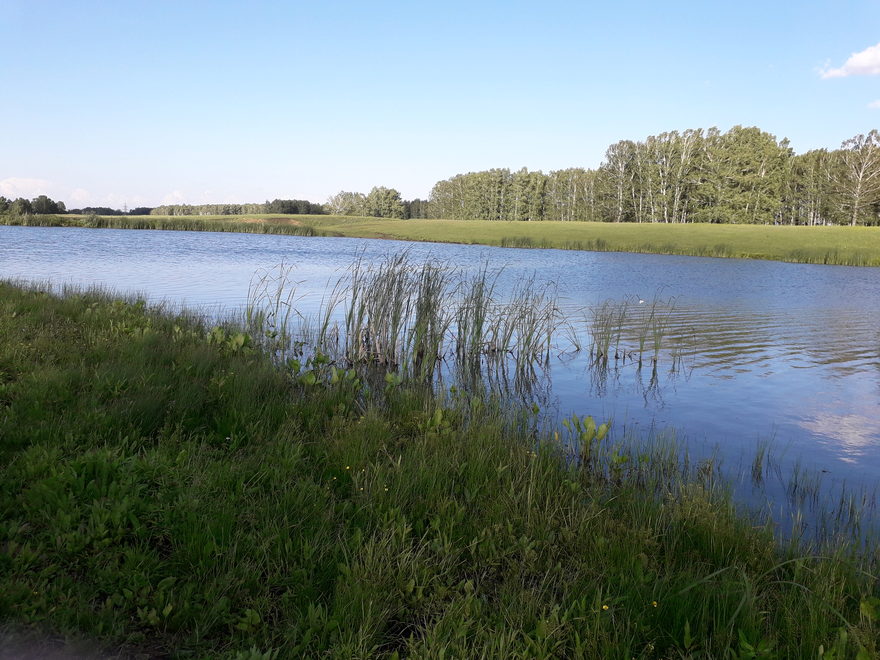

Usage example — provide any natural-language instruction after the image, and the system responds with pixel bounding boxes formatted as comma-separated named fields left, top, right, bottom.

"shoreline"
left=1, top=281, right=878, bottom=657
left=3, top=213, right=880, bottom=267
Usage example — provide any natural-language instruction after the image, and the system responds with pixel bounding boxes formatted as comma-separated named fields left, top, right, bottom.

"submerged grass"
left=5, top=213, right=880, bottom=266
left=1, top=281, right=879, bottom=658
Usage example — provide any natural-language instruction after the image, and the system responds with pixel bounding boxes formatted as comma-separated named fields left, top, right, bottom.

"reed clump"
left=245, top=254, right=562, bottom=391
left=585, top=292, right=687, bottom=381
left=343, top=253, right=452, bottom=373
left=589, top=298, right=628, bottom=366
left=243, top=258, right=696, bottom=407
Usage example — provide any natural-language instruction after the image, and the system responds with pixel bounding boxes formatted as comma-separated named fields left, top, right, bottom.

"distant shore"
left=4, top=213, right=880, bottom=267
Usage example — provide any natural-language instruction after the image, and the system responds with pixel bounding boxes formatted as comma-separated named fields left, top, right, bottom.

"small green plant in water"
left=561, top=414, right=610, bottom=467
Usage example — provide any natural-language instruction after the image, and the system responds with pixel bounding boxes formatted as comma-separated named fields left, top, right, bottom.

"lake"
left=3, top=224, right=879, bottom=522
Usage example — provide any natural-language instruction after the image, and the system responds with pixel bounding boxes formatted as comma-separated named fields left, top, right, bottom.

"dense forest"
left=324, top=187, right=429, bottom=220
left=0, top=195, right=67, bottom=215
left=427, top=126, right=880, bottom=226
left=2, top=126, right=878, bottom=225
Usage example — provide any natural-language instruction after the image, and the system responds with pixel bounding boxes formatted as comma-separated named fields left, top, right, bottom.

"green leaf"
left=156, top=576, right=176, bottom=592
left=860, top=596, right=880, bottom=621
left=583, top=416, right=596, bottom=442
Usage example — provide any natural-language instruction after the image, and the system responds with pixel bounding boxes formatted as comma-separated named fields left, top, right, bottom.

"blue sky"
left=1, top=0, right=879, bottom=208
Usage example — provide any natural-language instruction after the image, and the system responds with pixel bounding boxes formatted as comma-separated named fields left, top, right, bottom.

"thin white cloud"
left=869, top=100, right=880, bottom=110
left=101, top=193, right=129, bottom=207
left=69, top=188, right=91, bottom=204
left=161, top=190, right=186, bottom=205
left=0, top=177, right=51, bottom=199
left=821, top=42, right=880, bottom=78
left=0, top=180, right=147, bottom=208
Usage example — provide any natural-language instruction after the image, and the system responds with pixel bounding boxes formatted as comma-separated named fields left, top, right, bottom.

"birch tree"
left=838, top=130, right=880, bottom=226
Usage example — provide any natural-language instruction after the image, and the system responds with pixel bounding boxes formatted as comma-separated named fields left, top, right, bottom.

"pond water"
left=3, top=225, right=880, bottom=523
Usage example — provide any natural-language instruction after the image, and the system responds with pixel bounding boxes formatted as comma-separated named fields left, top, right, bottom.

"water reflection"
left=802, top=411, right=880, bottom=463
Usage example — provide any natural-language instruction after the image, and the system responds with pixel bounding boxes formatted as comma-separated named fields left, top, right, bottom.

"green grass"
left=0, top=212, right=322, bottom=237
left=310, top=217, right=880, bottom=267
left=1, top=282, right=879, bottom=658
left=5, top=213, right=880, bottom=266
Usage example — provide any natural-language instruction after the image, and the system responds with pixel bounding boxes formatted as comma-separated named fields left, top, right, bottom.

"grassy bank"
left=5, top=212, right=880, bottom=266
left=0, top=212, right=322, bottom=237
left=1, top=282, right=878, bottom=658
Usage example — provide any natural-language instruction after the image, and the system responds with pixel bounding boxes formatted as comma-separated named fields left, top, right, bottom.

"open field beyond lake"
left=6, top=213, right=880, bottom=267
left=1, top=281, right=879, bottom=658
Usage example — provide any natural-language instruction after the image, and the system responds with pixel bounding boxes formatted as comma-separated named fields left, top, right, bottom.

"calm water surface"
left=3, top=225, right=880, bottom=500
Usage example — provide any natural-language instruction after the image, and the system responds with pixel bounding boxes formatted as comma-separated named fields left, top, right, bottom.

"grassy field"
left=5, top=212, right=880, bottom=266
left=1, top=281, right=879, bottom=658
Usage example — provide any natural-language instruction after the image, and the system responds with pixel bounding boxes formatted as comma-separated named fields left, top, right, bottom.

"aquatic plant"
left=245, top=261, right=302, bottom=358
left=244, top=254, right=565, bottom=394
left=589, top=298, right=628, bottom=366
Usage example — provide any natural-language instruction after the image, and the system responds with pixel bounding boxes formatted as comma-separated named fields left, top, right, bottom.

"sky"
left=1, top=0, right=879, bottom=208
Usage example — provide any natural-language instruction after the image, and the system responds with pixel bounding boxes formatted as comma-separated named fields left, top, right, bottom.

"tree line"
left=3, top=126, right=878, bottom=225
left=426, top=127, right=880, bottom=226
left=0, top=197, right=326, bottom=218
left=148, top=199, right=325, bottom=216
left=0, top=195, right=67, bottom=215
left=0, top=197, right=156, bottom=216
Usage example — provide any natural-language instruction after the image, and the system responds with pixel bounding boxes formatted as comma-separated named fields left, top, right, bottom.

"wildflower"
left=602, top=604, right=609, bottom=611
left=652, top=601, right=658, bottom=608
left=345, top=466, right=350, bottom=470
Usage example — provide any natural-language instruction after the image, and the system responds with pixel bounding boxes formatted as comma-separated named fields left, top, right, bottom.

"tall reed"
left=244, top=254, right=566, bottom=394
left=590, top=298, right=628, bottom=366
left=245, top=262, right=302, bottom=359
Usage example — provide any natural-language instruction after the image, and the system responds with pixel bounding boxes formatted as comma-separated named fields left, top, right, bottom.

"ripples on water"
left=3, top=225, right=880, bottom=530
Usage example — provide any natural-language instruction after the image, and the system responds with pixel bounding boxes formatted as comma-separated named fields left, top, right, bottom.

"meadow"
left=5, top=212, right=880, bottom=266
left=1, top=278, right=879, bottom=658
